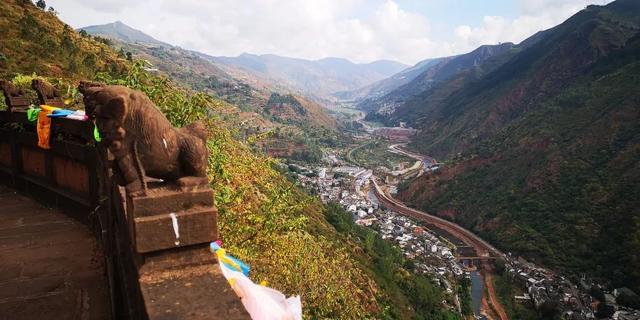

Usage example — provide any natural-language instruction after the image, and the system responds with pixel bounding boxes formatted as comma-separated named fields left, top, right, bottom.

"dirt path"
left=483, top=264, right=509, bottom=320
left=481, top=293, right=496, bottom=320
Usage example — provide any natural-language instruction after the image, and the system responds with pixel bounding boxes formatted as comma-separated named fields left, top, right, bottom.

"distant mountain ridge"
left=79, top=21, right=344, bottom=130
left=79, top=21, right=408, bottom=101
left=79, top=21, right=170, bottom=47
left=335, top=56, right=449, bottom=101
left=207, top=52, right=408, bottom=99
left=360, top=42, right=515, bottom=116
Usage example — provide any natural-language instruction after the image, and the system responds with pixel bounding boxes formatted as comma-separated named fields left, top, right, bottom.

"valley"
left=285, top=111, right=633, bottom=320
left=3, top=0, right=639, bottom=319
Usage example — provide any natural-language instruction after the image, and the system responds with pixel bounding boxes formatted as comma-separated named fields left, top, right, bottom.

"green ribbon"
left=93, top=124, right=102, bottom=142
left=26, top=106, right=40, bottom=122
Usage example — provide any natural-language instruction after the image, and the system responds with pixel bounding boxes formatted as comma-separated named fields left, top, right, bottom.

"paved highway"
left=371, top=178, right=509, bottom=320
left=371, top=178, right=503, bottom=257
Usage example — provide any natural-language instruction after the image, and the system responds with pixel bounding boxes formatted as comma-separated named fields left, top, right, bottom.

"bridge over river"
left=0, top=95, right=249, bottom=319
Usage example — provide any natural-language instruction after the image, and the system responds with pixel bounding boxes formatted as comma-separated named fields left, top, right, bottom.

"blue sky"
left=402, top=0, right=515, bottom=40
left=49, top=0, right=613, bottom=64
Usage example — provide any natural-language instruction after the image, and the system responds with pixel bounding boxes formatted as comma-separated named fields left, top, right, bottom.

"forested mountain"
left=264, top=93, right=337, bottom=129
left=380, top=0, right=640, bottom=291
left=0, top=3, right=126, bottom=79
left=360, top=42, right=516, bottom=116
left=335, top=56, right=448, bottom=102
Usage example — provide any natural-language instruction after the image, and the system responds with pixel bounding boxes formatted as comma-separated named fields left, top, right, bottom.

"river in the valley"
left=370, top=187, right=486, bottom=318
left=470, top=271, right=486, bottom=319
left=367, top=189, right=379, bottom=207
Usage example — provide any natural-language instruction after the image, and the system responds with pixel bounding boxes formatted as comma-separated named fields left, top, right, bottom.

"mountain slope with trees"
left=360, top=42, right=516, bottom=118
left=0, top=0, right=126, bottom=80
left=387, top=0, right=640, bottom=291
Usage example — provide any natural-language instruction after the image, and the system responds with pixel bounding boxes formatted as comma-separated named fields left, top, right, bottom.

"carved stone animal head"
left=83, top=86, right=128, bottom=143
left=79, top=81, right=105, bottom=119
left=31, top=79, right=60, bottom=100
left=78, top=80, right=104, bottom=95
left=0, top=80, right=24, bottom=97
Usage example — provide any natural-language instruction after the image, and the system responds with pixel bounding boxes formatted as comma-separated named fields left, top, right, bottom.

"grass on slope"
left=0, top=0, right=126, bottom=79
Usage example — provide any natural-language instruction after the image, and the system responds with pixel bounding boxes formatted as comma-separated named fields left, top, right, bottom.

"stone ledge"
left=134, top=206, right=218, bottom=253
left=139, top=264, right=250, bottom=320
left=128, top=183, right=214, bottom=217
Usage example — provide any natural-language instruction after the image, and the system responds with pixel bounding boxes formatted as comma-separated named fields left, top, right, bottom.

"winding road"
left=388, top=143, right=437, bottom=167
left=370, top=178, right=503, bottom=258
left=373, top=144, right=509, bottom=320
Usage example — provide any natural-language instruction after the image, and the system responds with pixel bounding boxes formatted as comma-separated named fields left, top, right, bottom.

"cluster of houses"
left=290, top=147, right=640, bottom=320
left=367, top=211, right=465, bottom=280
left=502, top=257, right=640, bottom=319
left=291, top=154, right=473, bottom=312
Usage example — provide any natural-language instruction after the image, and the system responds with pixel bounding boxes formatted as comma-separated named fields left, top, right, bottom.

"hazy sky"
left=47, top=0, right=612, bottom=65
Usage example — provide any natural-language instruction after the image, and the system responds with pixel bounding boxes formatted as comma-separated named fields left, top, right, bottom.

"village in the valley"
left=284, top=121, right=640, bottom=320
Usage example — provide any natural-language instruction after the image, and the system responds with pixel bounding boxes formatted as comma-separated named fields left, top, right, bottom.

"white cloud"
left=449, top=0, right=614, bottom=54
left=48, top=0, right=612, bottom=65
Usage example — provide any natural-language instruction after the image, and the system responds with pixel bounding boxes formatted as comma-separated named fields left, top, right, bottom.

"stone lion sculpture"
left=0, top=80, right=24, bottom=99
left=81, top=85, right=209, bottom=196
left=1, top=80, right=30, bottom=111
left=32, top=79, right=63, bottom=106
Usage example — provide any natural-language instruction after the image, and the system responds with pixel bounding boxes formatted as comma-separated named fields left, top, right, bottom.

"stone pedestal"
left=127, top=182, right=218, bottom=254
left=126, top=182, right=250, bottom=320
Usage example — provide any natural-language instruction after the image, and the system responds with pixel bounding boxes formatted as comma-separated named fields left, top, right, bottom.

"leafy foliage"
left=0, top=0, right=126, bottom=79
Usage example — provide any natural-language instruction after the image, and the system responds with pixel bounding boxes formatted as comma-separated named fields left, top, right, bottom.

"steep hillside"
left=79, top=22, right=270, bottom=109
left=264, top=93, right=336, bottom=129
left=396, top=0, right=640, bottom=291
left=111, top=40, right=269, bottom=108
left=0, top=1, right=126, bottom=79
left=1, top=2, right=458, bottom=318
left=360, top=43, right=515, bottom=117
left=209, top=53, right=408, bottom=99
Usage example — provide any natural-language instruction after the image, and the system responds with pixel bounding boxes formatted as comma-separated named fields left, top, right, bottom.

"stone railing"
left=0, top=81, right=249, bottom=319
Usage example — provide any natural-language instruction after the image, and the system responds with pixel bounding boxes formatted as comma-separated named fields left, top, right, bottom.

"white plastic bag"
left=219, top=262, right=302, bottom=320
